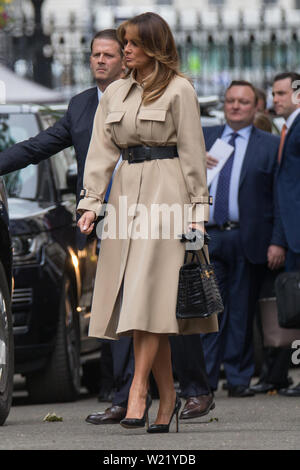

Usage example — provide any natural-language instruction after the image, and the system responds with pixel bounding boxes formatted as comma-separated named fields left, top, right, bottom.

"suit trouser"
left=170, top=335, right=212, bottom=397
left=201, top=227, right=265, bottom=390
left=110, top=334, right=211, bottom=407
left=111, top=337, right=134, bottom=408
left=98, top=341, right=114, bottom=393
left=256, top=248, right=300, bottom=387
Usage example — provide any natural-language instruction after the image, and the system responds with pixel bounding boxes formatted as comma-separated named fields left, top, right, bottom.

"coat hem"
left=89, top=320, right=219, bottom=341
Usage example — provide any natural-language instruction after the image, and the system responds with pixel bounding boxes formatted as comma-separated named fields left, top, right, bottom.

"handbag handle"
left=184, top=248, right=209, bottom=266
left=181, top=229, right=210, bottom=266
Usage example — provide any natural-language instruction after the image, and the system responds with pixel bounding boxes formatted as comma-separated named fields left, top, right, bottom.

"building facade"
left=2, top=0, right=300, bottom=98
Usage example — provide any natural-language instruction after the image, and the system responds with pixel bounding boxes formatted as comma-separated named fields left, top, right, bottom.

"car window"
left=3, top=165, right=38, bottom=200
left=50, top=152, right=69, bottom=190
left=50, top=149, right=75, bottom=189
left=0, top=113, right=39, bottom=150
left=40, top=112, right=76, bottom=192
left=0, top=113, right=40, bottom=200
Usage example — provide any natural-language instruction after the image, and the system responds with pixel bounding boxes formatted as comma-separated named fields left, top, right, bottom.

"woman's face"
left=123, top=25, right=154, bottom=77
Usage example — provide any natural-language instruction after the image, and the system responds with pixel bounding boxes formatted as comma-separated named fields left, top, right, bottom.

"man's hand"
left=77, top=210, right=96, bottom=235
left=267, top=245, right=286, bottom=270
left=206, top=152, right=218, bottom=169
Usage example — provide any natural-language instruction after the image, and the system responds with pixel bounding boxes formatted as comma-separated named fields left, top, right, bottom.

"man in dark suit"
left=0, top=30, right=215, bottom=422
left=0, top=29, right=123, bottom=209
left=202, top=80, right=286, bottom=397
left=272, top=72, right=300, bottom=397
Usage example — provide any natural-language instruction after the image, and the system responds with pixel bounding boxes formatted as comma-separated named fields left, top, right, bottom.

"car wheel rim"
left=64, top=281, right=80, bottom=393
left=0, top=290, right=8, bottom=394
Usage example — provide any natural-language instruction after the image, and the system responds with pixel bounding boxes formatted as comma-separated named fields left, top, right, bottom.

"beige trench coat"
left=77, top=73, right=219, bottom=339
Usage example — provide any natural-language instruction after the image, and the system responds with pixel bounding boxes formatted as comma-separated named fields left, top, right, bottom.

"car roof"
left=198, top=95, right=219, bottom=107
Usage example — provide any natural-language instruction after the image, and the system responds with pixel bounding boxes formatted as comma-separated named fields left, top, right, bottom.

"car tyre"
left=26, top=276, right=81, bottom=403
left=0, top=260, right=14, bottom=426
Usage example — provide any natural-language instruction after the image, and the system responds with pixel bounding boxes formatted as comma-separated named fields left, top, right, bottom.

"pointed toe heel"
left=120, top=394, right=152, bottom=429
left=147, top=394, right=182, bottom=434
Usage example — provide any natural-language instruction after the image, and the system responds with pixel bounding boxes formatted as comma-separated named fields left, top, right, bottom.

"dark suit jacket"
left=0, top=87, right=99, bottom=203
left=203, top=125, right=285, bottom=264
left=276, top=113, right=300, bottom=253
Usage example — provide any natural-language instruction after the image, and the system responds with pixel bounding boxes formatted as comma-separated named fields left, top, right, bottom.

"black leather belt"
left=207, top=221, right=240, bottom=231
left=123, top=145, right=178, bottom=164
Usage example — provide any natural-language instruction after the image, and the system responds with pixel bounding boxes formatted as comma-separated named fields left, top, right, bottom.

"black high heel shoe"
left=120, top=394, right=152, bottom=429
left=147, top=394, right=182, bottom=433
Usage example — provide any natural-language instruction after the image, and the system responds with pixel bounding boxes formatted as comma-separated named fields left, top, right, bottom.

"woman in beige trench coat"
left=77, top=12, right=218, bottom=433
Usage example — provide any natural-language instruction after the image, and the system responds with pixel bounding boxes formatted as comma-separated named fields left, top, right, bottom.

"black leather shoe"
left=249, top=382, right=276, bottom=394
left=179, top=394, right=215, bottom=420
left=86, top=405, right=126, bottom=424
left=250, top=380, right=292, bottom=394
left=278, top=383, right=300, bottom=397
left=228, top=385, right=255, bottom=397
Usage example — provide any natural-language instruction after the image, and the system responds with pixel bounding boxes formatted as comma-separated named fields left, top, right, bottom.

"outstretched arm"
left=0, top=107, right=73, bottom=175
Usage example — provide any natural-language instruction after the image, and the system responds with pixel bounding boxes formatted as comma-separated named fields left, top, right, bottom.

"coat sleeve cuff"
left=188, top=196, right=212, bottom=223
left=188, top=203, right=210, bottom=223
left=77, top=195, right=103, bottom=217
left=190, top=196, right=213, bottom=205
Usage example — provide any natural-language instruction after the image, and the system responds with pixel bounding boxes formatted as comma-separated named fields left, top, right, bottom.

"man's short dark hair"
left=226, top=80, right=258, bottom=105
left=273, top=72, right=300, bottom=91
left=90, top=29, right=123, bottom=56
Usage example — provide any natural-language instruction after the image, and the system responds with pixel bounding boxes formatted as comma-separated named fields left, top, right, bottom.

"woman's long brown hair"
left=117, top=12, right=185, bottom=104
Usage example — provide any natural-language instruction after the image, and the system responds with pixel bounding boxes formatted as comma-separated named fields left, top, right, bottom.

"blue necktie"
left=214, top=132, right=239, bottom=226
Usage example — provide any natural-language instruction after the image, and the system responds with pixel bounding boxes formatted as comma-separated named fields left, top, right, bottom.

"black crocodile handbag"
left=176, top=248, right=224, bottom=320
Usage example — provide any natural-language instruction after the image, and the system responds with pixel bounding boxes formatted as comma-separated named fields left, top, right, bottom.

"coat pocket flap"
left=139, top=109, right=167, bottom=122
left=105, top=111, right=125, bottom=124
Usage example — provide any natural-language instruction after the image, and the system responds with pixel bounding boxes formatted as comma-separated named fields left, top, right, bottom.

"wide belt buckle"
left=127, top=149, right=137, bottom=164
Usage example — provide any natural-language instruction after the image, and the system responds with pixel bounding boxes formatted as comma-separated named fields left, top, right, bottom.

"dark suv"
left=0, top=105, right=99, bottom=403
left=0, top=176, right=13, bottom=424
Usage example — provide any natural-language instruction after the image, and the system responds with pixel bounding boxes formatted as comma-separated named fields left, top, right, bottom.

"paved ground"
left=0, top=372, right=299, bottom=451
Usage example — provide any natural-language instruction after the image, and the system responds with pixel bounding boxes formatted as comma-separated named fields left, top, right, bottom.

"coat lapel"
left=279, top=112, right=300, bottom=167
left=205, top=125, right=225, bottom=152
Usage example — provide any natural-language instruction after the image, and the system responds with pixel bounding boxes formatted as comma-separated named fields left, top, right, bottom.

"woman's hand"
left=186, top=223, right=206, bottom=249
left=77, top=211, right=96, bottom=235
left=188, top=222, right=204, bottom=233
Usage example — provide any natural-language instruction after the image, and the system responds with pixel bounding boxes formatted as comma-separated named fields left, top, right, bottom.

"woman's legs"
left=151, top=335, right=176, bottom=424
left=125, top=330, right=160, bottom=419
left=125, top=330, right=176, bottom=424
